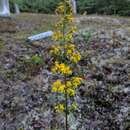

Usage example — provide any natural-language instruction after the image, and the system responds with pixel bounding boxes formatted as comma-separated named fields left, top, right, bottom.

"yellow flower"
left=58, top=84, right=66, bottom=93
left=64, top=27, right=77, bottom=42
left=51, top=61, right=58, bottom=73
left=65, top=44, right=81, bottom=63
left=63, top=65, right=72, bottom=75
left=52, top=80, right=66, bottom=94
left=67, top=88, right=75, bottom=96
left=55, top=3, right=65, bottom=14
left=52, top=31, right=62, bottom=41
left=66, top=81, right=72, bottom=88
left=50, top=44, right=61, bottom=55
left=52, top=87, right=57, bottom=92
left=70, top=26, right=77, bottom=33
left=55, top=0, right=72, bottom=15
left=72, top=77, right=82, bottom=88
left=55, top=104, right=65, bottom=113
left=65, top=33, right=73, bottom=41
left=65, top=14, right=74, bottom=23
left=65, top=44, right=75, bottom=54
left=52, top=79, right=62, bottom=92
left=66, top=49, right=72, bottom=54
left=60, top=63, right=72, bottom=75
left=52, top=62, right=72, bottom=75
left=70, top=52, right=81, bottom=63
left=55, top=22, right=63, bottom=29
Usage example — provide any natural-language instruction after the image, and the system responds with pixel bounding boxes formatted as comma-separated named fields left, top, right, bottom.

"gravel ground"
left=0, top=14, right=130, bottom=130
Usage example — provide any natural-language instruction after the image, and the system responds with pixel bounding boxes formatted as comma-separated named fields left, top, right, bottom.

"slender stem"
left=62, top=4, right=66, bottom=44
left=65, top=94, right=68, bottom=130
left=65, top=75, right=68, bottom=130
left=63, top=2, right=68, bottom=130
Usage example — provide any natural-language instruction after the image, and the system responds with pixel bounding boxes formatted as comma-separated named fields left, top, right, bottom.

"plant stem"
left=63, top=2, right=68, bottom=130
left=65, top=93, right=68, bottom=130
left=65, top=75, right=68, bottom=130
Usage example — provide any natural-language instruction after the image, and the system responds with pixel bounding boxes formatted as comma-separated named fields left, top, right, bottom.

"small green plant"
left=49, top=0, right=83, bottom=130
left=23, top=55, right=43, bottom=77
left=81, top=31, right=91, bottom=44
left=31, top=55, right=43, bottom=64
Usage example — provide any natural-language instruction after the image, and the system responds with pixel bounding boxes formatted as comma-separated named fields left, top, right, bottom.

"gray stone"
left=114, top=29, right=128, bottom=39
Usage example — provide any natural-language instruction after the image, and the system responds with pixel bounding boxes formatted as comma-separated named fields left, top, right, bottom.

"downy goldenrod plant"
left=50, top=0, right=82, bottom=130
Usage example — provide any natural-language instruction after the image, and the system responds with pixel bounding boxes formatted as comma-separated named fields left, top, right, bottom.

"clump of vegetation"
left=49, top=0, right=82, bottom=129
left=16, top=55, right=43, bottom=79
left=10, top=0, right=130, bottom=16
left=81, top=31, right=91, bottom=44
left=24, top=55, right=43, bottom=76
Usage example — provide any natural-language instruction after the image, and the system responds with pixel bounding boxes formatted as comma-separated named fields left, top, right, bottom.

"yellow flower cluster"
left=52, top=77, right=82, bottom=97
left=65, top=14, right=74, bottom=22
left=52, top=31, right=63, bottom=41
left=65, top=44, right=81, bottom=63
left=52, top=27, right=76, bottom=42
left=69, top=52, right=81, bottom=63
left=50, top=44, right=61, bottom=55
left=64, top=33, right=73, bottom=42
left=66, top=88, right=75, bottom=96
left=55, top=104, right=65, bottom=113
left=50, top=0, right=83, bottom=114
left=55, top=22, right=63, bottom=29
left=52, top=61, right=72, bottom=75
left=66, top=76, right=82, bottom=89
left=65, top=44, right=75, bottom=53
left=55, top=3, right=65, bottom=14
left=70, top=26, right=77, bottom=34
left=52, top=79, right=65, bottom=93
left=50, top=43, right=81, bottom=63
left=52, top=79, right=76, bottom=97
left=64, top=27, right=77, bottom=42
left=55, top=0, right=72, bottom=15
left=71, top=77, right=82, bottom=88
left=53, top=0, right=74, bottom=42
left=55, top=102, right=77, bottom=113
